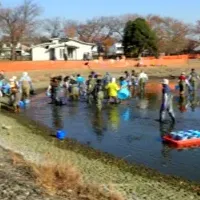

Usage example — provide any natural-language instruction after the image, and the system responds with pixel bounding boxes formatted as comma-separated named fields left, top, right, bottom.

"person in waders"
left=63, top=76, right=70, bottom=98
left=9, top=76, right=21, bottom=113
left=124, top=71, right=132, bottom=89
left=102, top=72, right=112, bottom=99
left=19, top=72, right=32, bottom=102
left=47, top=77, right=59, bottom=104
left=105, top=77, right=120, bottom=104
left=86, top=75, right=96, bottom=104
left=69, top=76, right=79, bottom=101
left=188, top=68, right=200, bottom=91
left=138, top=71, right=148, bottom=94
left=92, top=79, right=104, bottom=110
left=76, top=74, right=86, bottom=97
left=159, top=79, right=175, bottom=123
left=178, top=72, right=190, bottom=95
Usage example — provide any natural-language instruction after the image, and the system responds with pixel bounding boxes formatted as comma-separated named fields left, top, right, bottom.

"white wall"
left=108, top=43, right=124, bottom=56
left=66, top=41, right=93, bottom=60
left=32, top=40, right=93, bottom=61
left=32, top=47, right=50, bottom=61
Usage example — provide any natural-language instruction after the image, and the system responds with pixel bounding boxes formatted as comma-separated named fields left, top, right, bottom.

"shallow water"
left=23, top=82, right=200, bottom=182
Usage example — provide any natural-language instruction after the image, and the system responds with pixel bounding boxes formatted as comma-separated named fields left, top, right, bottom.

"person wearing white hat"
left=138, top=70, right=148, bottom=93
left=19, top=72, right=32, bottom=102
left=160, top=79, right=175, bottom=123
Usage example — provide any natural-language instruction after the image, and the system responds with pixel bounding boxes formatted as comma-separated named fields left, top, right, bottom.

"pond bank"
left=0, top=146, right=67, bottom=200
left=0, top=111, right=200, bottom=200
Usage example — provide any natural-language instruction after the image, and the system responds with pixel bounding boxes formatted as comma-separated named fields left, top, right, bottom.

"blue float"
left=168, top=130, right=200, bottom=140
left=118, top=88, right=130, bottom=100
left=56, top=130, right=66, bottom=140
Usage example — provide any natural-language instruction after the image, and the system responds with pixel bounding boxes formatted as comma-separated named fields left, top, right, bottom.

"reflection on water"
left=51, top=106, right=63, bottom=130
left=23, top=83, right=200, bottom=182
left=108, top=106, right=120, bottom=131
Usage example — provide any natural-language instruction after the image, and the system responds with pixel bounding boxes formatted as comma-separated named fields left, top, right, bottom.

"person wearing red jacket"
left=178, top=72, right=189, bottom=95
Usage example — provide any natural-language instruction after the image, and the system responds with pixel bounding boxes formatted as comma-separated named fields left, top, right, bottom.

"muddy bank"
left=0, top=111, right=200, bottom=200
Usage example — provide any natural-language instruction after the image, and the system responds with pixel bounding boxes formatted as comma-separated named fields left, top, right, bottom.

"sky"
left=1, top=0, right=200, bottom=24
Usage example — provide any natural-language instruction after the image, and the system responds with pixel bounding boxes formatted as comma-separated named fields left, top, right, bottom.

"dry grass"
left=32, top=163, right=81, bottom=194
left=10, top=151, right=124, bottom=200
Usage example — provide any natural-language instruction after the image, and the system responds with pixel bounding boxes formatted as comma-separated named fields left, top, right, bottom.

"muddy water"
left=23, top=82, right=200, bottom=182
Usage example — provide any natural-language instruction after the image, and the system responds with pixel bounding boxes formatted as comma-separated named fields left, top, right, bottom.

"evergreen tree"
left=123, top=18, right=158, bottom=57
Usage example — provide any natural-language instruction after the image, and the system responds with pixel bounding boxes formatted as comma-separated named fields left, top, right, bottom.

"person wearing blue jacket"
left=160, top=79, right=175, bottom=123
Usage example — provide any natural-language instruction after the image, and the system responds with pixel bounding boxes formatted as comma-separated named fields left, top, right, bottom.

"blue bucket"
left=18, top=101, right=25, bottom=108
left=56, top=130, right=66, bottom=140
left=118, top=88, right=130, bottom=100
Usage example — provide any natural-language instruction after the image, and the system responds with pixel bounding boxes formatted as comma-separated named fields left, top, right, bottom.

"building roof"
left=31, top=37, right=95, bottom=49
left=60, top=37, right=95, bottom=46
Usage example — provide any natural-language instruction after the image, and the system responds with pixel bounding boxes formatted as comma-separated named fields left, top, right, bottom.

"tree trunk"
left=11, top=44, right=16, bottom=61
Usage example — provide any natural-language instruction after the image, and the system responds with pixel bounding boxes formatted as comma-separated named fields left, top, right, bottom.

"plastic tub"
left=56, top=130, right=66, bottom=140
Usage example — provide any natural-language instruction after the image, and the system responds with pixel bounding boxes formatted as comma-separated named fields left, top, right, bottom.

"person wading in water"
left=159, top=79, right=175, bottom=123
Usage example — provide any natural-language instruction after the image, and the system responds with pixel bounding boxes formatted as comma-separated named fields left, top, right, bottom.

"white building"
left=31, top=38, right=96, bottom=61
left=108, top=42, right=124, bottom=56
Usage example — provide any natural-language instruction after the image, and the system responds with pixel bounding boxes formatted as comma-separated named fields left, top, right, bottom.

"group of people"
left=46, top=70, right=149, bottom=110
left=159, top=68, right=200, bottom=123
left=0, top=71, right=34, bottom=112
left=0, top=67, right=199, bottom=124
left=178, top=68, right=200, bottom=95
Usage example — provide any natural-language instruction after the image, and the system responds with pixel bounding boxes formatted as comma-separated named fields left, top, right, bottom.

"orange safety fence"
left=0, top=58, right=189, bottom=72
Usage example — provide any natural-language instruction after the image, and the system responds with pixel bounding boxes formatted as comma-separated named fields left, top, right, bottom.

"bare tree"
left=42, top=17, right=63, bottom=38
left=63, top=19, right=79, bottom=38
left=195, top=20, right=200, bottom=34
left=0, top=0, right=41, bottom=60
left=146, top=15, right=190, bottom=54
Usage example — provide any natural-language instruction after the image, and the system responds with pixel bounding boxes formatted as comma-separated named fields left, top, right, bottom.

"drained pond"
left=22, top=81, right=200, bottom=182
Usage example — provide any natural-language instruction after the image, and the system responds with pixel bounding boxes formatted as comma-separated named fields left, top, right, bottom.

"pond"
left=22, top=81, right=200, bottom=182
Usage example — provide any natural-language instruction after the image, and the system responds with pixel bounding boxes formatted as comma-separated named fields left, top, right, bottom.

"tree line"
left=0, top=0, right=199, bottom=60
